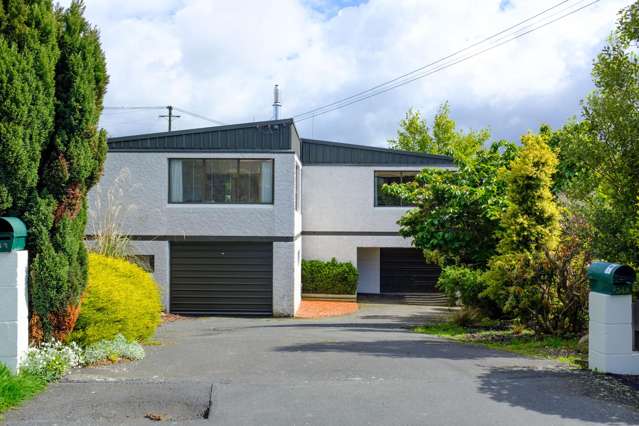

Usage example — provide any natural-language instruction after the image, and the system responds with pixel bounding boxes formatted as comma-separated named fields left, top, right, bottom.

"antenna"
left=272, top=85, right=282, bottom=120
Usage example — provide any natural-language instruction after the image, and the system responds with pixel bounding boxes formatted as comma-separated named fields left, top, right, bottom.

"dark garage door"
left=170, top=241, right=273, bottom=315
left=380, top=248, right=441, bottom=293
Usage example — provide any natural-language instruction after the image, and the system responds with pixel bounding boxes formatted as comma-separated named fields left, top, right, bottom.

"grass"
left=0, top=364, right=46, bottom=416
left=415, top=322, right=586, bottom=368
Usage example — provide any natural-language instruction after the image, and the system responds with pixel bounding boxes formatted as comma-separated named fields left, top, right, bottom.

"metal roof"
left=300, top=138, right=454, bottom=166
left=107, top=119, right=295, bottom=152
left=106, top=119, right=455, bottom=166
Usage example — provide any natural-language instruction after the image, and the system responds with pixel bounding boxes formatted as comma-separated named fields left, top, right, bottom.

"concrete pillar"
left=589, top=292, right=639, bottom=374
left=0, top=250, right=29, bottom=373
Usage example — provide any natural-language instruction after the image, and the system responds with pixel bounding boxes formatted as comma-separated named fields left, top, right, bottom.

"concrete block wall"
left=0, top=251, right=29, bottom=373
left=589, top=292, right=639, bottom=374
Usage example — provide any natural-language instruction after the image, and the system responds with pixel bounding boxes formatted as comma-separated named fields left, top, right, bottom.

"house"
left=88, top=118, right=455, bottom=316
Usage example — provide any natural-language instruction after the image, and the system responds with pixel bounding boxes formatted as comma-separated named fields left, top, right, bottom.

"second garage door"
left=380, top=248, right=441, bottom=293
left=170, top=241, right=273, bottom=315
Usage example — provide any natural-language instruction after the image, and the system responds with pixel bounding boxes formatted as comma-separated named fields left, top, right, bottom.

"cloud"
left=67, top=0, right=631, bottom=145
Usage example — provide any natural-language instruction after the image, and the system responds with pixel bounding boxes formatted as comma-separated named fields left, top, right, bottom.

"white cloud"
left=68, top=0, right=632, bottom=144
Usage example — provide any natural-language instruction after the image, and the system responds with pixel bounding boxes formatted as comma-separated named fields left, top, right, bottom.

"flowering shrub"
left=83, top=334, right=145, bottom=364
left=21, top=341, right=83, bottom=382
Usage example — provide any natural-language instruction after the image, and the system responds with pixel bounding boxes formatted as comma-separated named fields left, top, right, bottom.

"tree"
left=0, top=0, right=107, bottom=340
left=387, top=140, right=518, bottom=268
left=388, top=102, right=489, bottom=164
left=483, top=133, right=567, bottom=332
left=575, top=2, right=639, bottom=266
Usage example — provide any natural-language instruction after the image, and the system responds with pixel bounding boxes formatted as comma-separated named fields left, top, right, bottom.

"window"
left=126, top=255, right=155, bottom=272
left=374, top=171, right=417, bottom=207
left=295, top=164, right=301, bottom=211
left=169, top=159, right=274, bottom=204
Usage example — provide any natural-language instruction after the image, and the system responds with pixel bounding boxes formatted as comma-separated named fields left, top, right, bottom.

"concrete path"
left=4, top=303, right=639, bottom=425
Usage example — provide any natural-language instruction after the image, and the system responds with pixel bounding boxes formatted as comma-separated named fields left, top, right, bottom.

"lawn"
left=0, top=365, right=46, bottom=417
left=415, top=322, right=586, bottom=367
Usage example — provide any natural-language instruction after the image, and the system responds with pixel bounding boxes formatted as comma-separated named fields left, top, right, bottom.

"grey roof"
left=107, top=119, right=296, bottom=152
left=106, top=119, right=454, bottom=166
left=300, top=138, right=454, bottom=166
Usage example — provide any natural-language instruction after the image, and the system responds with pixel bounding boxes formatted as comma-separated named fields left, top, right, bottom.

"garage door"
left=170, top=241, right=273, bottom=315
left=380, top=248, right=441, bottom=293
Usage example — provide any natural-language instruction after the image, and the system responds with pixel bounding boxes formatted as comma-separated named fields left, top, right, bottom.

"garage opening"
left=380, top=248, right=441, bottom=294
left=170, top=241, right=273, bottom=315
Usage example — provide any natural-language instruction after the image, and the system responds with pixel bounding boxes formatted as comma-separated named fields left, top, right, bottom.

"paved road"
left=5, top=303, right=639, bottom=425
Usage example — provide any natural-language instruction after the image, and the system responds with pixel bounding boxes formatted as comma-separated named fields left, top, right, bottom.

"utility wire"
left=293, top=0, right=599, bottom=122
left=102, top=105, right=226, bottom=126
left=173, top=107, right=226, bottom=126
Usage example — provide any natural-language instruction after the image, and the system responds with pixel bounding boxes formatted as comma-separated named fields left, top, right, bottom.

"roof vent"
left=272, top=84, right=282, bottom=120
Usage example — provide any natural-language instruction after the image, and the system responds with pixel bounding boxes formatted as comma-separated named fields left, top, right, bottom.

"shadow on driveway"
left=477, top=367, right=639, bottom=424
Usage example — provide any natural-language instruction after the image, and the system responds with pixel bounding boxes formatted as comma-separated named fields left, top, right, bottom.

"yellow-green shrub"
left=70, top=253, right=162, bottom=345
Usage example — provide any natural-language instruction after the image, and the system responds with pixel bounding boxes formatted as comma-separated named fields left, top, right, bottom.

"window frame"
left=168, top=158, right=275, bottom=205
left=374, top=170, right=418, bottom=207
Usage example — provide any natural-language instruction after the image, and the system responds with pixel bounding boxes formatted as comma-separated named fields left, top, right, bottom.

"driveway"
left=5, top=303, right=639, bottom=425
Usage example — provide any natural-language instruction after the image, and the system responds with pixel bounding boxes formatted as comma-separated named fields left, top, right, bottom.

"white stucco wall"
left=0, top=251, right=29, bottom=373
left=302, top=165, right=436, bottom=232
left=357, top=247, right=380, bottom=294
left=88, top=152, right=298, bottom=238
left=129, top=241, right=170, bottom=309
left=273, top=239, right=301, bottom=316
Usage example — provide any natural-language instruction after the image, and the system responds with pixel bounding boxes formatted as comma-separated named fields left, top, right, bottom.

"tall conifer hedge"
left=0, top=0, right=107, bottom=340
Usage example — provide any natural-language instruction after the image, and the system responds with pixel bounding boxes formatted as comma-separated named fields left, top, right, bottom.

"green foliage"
left=21, top=340, right=82, bottom=382
left=437, top=266, right=499, bottom=316
left=0, top=364, right=46, bottom=415
left=388, top=102, right=490, bottom=164
left=484, top=136, right=590, bottom=334
left=414, top=323, right=584, bottom=367
left=302, top=258, right=359, bottom=295
left=573, top=2, right=639, bottom=266
left=0, top=1, right=108, bottom=339
left=388, top=140, right=518, bottom=267
left=70, top=253, right=162, bottom=346
left=495, top=133, right=561, bottom=254
left=83, top=334, right=145, bottom=364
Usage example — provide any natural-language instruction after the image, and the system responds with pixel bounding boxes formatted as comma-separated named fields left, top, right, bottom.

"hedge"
left=302, top=258, right=359, bottom=295
left=70, top=253, right=162, bottom=345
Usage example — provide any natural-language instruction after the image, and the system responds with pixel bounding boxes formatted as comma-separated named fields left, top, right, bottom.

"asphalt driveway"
left=4, top=303, right=639, bottom=425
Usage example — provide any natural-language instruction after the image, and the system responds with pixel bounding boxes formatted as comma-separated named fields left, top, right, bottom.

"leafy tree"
left=387, top=140, right=518, bottom=267
left=388, top=102, right=490, bottom=164
left=0, top=0, right=107, bottom=340
left=483, top=133, right=566, bottom=331
left=574, top=2, right=639, bottom=266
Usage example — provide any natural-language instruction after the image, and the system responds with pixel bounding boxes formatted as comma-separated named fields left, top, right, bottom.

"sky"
left=63, top=0, right=633, bottom=147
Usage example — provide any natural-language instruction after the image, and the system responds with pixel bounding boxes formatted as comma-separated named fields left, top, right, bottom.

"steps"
left=358, top=293, right=450, bottom=307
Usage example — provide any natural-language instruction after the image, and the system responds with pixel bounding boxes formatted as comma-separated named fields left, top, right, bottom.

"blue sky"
left=67, top=0, right=632, bottom=147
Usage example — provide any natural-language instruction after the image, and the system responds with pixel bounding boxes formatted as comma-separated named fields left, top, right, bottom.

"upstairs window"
left=169, top=159, right=274, bottom=204
left=374, top=171, right=417, bottom=207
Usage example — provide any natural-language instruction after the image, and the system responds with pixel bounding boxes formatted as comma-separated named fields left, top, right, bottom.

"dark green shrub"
left=302, top=258, right=359, bottom=295
left=0, top=1, right=108, bottom=340
left=437, top=266, right=501, bottom=318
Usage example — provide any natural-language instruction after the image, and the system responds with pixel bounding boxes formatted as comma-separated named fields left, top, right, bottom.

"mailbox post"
left=0, top=217, right=29, bottom=373
left=588, top=261, right=639, bottom=374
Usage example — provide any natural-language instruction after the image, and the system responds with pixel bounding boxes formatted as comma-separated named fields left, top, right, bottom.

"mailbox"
left=0, top=217, right=27, bottom=252
left=588, top=261, right=635, bottom=296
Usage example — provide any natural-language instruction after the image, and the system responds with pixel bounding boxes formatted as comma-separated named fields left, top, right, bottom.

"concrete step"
left=358, top=293, right=450, bottom=307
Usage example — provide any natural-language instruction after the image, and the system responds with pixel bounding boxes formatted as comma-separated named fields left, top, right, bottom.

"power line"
left=103, top=106, right=165, bottom=110
left=173, top=107, right=226, bottom=126
left=293, top=0, right=599, bottom=122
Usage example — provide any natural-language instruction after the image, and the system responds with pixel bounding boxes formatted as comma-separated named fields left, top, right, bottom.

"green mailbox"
left=588, top=261, right=635, bottom=296
left=0, top=217, right=27, bottom=252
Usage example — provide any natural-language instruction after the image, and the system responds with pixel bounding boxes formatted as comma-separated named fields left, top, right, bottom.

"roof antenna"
left=272, top=84, right=282, bottom=120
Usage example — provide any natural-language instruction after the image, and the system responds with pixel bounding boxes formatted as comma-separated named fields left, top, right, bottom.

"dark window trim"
left=168, top=158, right=275, bottom=205
left=374, top=170, right=418, bottom=207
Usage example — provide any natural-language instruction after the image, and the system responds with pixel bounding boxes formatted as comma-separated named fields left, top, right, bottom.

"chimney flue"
left=272, top=84, right=282, bottom=120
